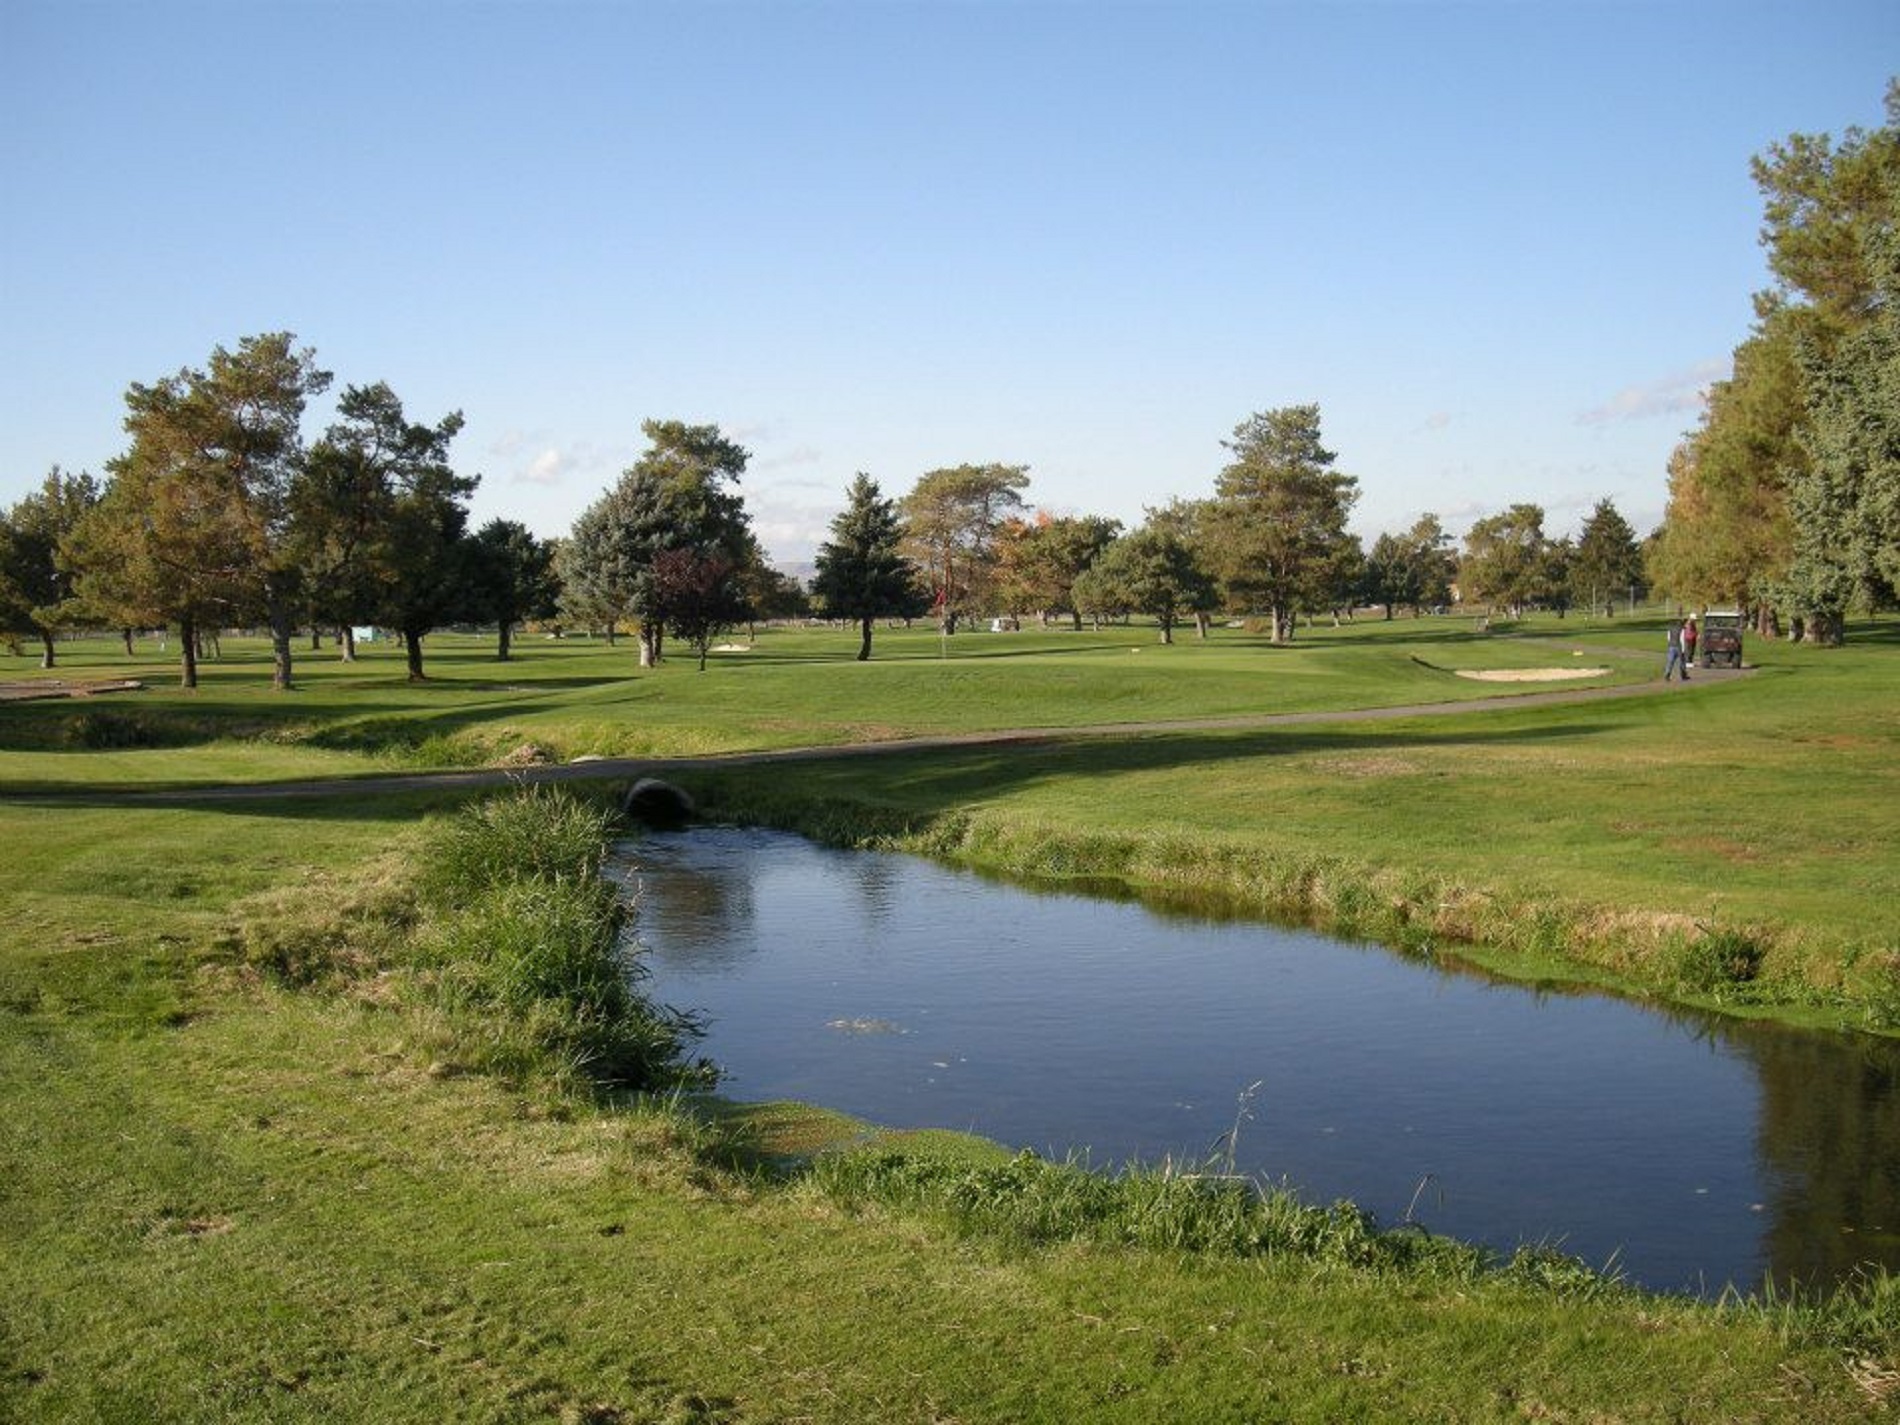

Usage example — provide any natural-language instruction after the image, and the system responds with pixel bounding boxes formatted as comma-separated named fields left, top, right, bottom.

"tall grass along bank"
left=411, top=785, right=709, bottom=1095
left=3, top=789, right=1898, bottom=1419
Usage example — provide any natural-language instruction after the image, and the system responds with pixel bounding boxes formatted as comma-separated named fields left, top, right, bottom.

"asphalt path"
left=11, top=664, right=1750, bottom=805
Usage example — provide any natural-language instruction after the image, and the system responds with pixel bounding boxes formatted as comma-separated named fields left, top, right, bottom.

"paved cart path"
left=4, top=665, right=1749, bottom=805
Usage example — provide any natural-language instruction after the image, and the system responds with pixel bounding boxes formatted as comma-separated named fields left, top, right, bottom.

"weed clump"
left=811, top=1147, right=1493, bottom=1281
left=417, top=787, right=706, bottom=1094
left=1673, top=929, right=1768, bottom=999
left=421, top=783, right=617, bottom=900
left=63, top=709, right=161, bottom=749
left=224, top=863, right=416, bottom=987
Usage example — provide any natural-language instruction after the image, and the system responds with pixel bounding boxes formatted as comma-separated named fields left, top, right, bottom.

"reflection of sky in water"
left=618, top=827, right=1900, bottom=1296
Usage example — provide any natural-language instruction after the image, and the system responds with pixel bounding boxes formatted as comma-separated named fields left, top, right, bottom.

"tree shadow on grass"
left=680, top=717, right=1626, bottom=819
left=0, top=677, right=644, bottom=755
left=4, top=710, right=1622, bottom=819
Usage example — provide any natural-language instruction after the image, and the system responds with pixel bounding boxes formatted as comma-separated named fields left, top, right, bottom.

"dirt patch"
left=1453, top=667, right=1610, bottom=683
left=1312, top=755, right=1422, bottom=778
left=494, top=741, right=556, bottom=768
left=0, top=677, right=144, bottom=701
left=1679, top=836, right=1766, bottom=865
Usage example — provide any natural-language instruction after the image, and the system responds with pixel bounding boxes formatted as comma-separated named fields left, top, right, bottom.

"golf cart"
left=1700, top=610, right=1745, bottom=668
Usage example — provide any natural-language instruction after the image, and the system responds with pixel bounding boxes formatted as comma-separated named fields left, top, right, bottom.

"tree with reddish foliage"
left=650, top=547, right=748, bottom=670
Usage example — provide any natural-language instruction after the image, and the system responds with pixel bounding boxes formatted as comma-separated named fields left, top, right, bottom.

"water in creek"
left=618, top=825, right=1900, bottom=1295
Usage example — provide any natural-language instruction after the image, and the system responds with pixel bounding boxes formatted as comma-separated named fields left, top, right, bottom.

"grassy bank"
left=668, top=628, right=1900, bottom=1034
left=7, top=615, right=1896, bottom=1037
left=4, top=789, right=1897, bottom=1421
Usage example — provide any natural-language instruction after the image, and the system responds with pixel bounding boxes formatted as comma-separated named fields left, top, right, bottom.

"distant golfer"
left=1664, top=621, right=1691, bottom=681
left=1683, top=615, right=1699, bottom=668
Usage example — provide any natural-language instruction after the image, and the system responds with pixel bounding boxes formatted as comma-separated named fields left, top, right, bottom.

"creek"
left=618, top=825, right=1900, bottom=1295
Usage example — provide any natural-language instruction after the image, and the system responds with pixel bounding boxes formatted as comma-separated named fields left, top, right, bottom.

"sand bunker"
left=1454, top=667, right=1611, bottom=682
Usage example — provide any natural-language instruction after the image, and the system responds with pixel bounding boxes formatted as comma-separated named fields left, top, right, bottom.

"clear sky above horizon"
left=3, top=0, right=1895, bottom=567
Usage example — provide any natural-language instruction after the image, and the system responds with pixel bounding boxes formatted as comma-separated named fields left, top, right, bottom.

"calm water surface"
left=619, top=826, right=1900, bottom=1295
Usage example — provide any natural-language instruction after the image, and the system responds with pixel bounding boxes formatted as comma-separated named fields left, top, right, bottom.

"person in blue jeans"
left=1663, top=620, right=1691, bottom=681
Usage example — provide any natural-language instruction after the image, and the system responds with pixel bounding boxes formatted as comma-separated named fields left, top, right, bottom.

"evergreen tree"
left=1459, top=504, right=1548, bottom=617
left=564, top=421, right=753, bottom=667
left=898, top=463, right=1029, bottom=633
left=1569, top=498, right=1644, bottom=616
left=1076, top=523, right=1216, bottom=644
left=110, top=333, right=332, bottom=690
left=0, top=467, right=99, bottom=667
left=463, top=519, right=557, bottom=661
left=1783, top=223, right=1900, bottom=642
left=1203, top=405, right=1358, bottom=644
left=812, top=473, right=919, bottom=661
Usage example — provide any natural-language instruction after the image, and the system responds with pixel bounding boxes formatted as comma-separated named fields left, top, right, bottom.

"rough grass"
left=6, top=615, right=1900, bottom=1417
left=410, top=788, right=708, bottom=1095
left=2, top=794, right=1896, bottom=1420
left=0, top=616, right=1648, bottom=787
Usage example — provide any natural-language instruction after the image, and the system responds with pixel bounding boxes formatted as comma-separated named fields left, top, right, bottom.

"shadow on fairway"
left=9, top=714, right=1621, bottom=823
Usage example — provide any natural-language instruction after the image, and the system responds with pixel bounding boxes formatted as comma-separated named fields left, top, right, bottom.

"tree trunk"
left=121, top=627, right=135, bottom=656
left=404, top=628, right=427, bottom=680
left=265, top=592, right=295, bottom=691
left=638, top=624, right=659, bottom=668
left=179, top=613, right=199, bottom=690
left=497, top=621, right=513, bottom=661
left=857, top=615, right=873, bottom=662
left=309, top=628, right=322, bottom=651
left=38, top=631, right=56, bottom=669
left=339, top=625, right=357, bottom=662
left=1803, top=611, right=1845, bottom=646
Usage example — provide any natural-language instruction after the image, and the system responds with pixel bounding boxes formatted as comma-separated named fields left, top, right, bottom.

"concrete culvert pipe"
left=622, top=777, right=694, bottom=826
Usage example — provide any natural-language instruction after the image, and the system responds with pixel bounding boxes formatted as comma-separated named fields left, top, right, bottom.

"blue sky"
left=3, top=1, right=1895, bottom=566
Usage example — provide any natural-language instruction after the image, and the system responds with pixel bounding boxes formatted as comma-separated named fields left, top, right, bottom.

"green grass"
left=4, top=794, right=1895, bottom=1421
left=414, top=788, right=709, bottom=1094
left=0, top=616, right=1649, bottom=788
left=663, top=617, right=1900, bottom=1029
left=6, top=614, right=1900, bottom=1418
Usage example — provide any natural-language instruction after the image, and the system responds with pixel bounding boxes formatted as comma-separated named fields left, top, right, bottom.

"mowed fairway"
left=1, top=615, right=1651, bottom=783
left=4, top=615, right=1899, bottom=1421
left=5, top=615, right=1897, bottom=995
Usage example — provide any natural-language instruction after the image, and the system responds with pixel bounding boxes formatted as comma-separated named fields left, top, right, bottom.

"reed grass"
left=411, top=787, right=707, bottom=1094
left=809, top=1146, right=1495, bottom=1278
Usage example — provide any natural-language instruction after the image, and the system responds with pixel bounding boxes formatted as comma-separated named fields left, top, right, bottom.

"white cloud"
left=1577, top=360, right=1728, bottom=426
left=514, top=448, right=569, bottom=487
left=491, top=435, right=623, bottom=492
left=749, top=486, right=847, bottom=565
left=755, top=443, right=824, bottom=472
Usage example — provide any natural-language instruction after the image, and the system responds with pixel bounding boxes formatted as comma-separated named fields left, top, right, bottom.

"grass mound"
left=415, top=786, right=707, bottom=1094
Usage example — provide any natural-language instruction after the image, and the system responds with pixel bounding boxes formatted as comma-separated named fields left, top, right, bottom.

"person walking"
left=1664, top=620, right=1691, bottom=681
left=1683, top=615, right=1699, bottom=670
